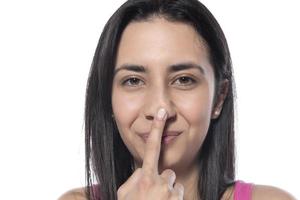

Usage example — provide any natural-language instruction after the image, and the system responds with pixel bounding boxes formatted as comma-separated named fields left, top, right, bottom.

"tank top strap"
left=92, top=184, right=101, bottom=200
left=233, top=180, right=254, bottom=200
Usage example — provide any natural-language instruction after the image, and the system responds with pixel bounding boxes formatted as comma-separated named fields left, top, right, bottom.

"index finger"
left=142, top=108, right=168, bottom=174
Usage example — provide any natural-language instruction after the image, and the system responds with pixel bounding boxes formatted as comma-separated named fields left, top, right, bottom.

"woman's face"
left=112, top=17, right=218, bottom=172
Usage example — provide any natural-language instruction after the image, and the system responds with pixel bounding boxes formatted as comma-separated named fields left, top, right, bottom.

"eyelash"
left=121, top=76, right=197, bottom=87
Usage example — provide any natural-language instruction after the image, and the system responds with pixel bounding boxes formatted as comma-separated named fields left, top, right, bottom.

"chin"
left=157, top=147, right=184, bottom=172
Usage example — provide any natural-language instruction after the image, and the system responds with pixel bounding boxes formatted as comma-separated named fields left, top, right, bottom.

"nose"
left=142, top=86, right=177, bottom=121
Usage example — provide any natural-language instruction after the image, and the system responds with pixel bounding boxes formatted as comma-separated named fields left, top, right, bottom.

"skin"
left=58, top=17, right=296, bottom=200
left=112, top=17, right=221, bottom=200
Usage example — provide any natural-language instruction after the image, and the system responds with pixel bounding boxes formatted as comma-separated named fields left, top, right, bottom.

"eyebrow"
left=114, top=62, right=205, bottom=75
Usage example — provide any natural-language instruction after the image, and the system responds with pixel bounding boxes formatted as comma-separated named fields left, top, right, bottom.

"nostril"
left=168, top=115, right=177, bottom=122
left=145, top=114, right=176, bottom=121
left=145, top=116, right=154, bottom=120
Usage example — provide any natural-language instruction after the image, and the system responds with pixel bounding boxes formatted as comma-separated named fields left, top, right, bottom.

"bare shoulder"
left=58, top=187, right=87, bottom=200
left=252, top=184, right=296, bottom=200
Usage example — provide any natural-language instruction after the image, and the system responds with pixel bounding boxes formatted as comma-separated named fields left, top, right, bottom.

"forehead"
left=115, top=17, right=212, bottom=74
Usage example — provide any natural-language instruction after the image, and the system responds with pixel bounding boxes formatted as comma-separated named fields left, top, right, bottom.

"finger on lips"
left=142, top=108, right=168, bottom=174
left=117, top=107, right=185, bottom=199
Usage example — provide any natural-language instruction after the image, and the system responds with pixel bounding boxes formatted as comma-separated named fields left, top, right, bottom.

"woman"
left=59, top=0, right=295, bottom=199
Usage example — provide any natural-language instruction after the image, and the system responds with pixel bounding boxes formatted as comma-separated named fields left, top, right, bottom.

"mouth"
left=139, top=131, right=182, bottom=145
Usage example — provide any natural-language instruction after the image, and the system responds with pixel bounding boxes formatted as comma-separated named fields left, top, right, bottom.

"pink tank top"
left=233, top=180, right=253, bottom=200
left=93, top=180, right=253, bottom=200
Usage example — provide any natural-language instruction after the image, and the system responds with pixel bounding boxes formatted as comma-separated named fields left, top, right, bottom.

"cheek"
left=175, top=87, right=213, bottom=125
left=174, top=88, right=214, bottom=150
left=112, top=89, right=144, bottom=154
left=112, top=90, right=144, bottom=127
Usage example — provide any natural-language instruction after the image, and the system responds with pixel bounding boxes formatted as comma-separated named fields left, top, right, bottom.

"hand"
left=117, top=108, right=184, bottom=200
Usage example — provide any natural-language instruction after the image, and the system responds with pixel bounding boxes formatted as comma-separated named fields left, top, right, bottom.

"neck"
left=173, top=160, right=200, bottom=200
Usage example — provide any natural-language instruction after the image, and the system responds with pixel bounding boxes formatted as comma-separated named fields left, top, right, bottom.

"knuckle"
left=117, top=185, right=126, bottom=199
left=161, top=181, right=171, bottom=192
left=176, top=182, right=184, bottom=189
left=174, top=183, right=184, bottom=197
left=165, top=169, right=176, bottom=178
left=161, top=169, right=176, bottom=183
left=138, top=175, right=154, bottom=190
left=177, top=183, right=184, bottom=192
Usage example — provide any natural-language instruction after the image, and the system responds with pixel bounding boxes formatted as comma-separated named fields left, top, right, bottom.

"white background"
left=0, top=0, right=299, bottom=199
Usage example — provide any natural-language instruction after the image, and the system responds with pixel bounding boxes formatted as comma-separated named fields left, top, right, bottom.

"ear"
left=211, top=79, right=229, bottom=119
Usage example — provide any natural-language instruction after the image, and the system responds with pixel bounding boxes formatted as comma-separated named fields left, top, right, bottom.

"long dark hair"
left=84, top=0, right=236, bottom=199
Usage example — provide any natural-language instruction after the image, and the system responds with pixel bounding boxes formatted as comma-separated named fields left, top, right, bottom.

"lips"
left=139, top=131, right=182, bottom=142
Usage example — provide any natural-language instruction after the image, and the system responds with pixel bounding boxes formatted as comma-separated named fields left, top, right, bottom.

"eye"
left=173, top=76, right=197, bottom=86
left=121, top=77, right=144, bottom=87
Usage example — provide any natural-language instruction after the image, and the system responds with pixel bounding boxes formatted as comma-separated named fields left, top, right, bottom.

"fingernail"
left=157, top=108, right=167, bottom=120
